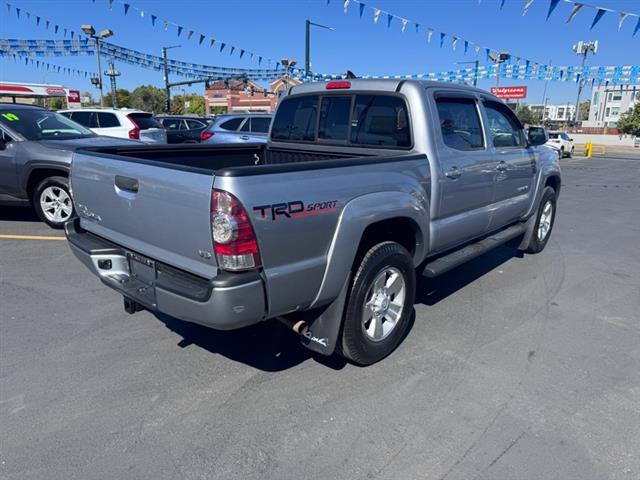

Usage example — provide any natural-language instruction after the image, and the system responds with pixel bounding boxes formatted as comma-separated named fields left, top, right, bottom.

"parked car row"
left=0, top=103, right=273, bottom=228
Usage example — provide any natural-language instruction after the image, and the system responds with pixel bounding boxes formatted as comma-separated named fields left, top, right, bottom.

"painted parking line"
left=0, top=234, right=66, bottom=241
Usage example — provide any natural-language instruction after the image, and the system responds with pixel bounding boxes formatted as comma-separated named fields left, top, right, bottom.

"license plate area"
left=123, top=252, right=157, bottom=308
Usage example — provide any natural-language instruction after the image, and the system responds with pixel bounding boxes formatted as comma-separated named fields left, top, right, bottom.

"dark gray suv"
left=0, top=103, right=136, bottom=228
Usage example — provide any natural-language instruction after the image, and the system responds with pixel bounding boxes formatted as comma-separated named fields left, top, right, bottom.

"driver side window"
left=484, top=101, right=526, bottom=148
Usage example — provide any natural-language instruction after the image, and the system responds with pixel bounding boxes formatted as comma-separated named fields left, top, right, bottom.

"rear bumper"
left=65, top=219, right=266, bottom=330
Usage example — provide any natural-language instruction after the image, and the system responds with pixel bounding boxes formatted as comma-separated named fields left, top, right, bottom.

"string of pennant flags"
left=523, top=0, right=639, bottom=36
left=92, top=0, right=276, bottom=66
left=334, top=0, right=543, bottom=67
left=0, top=52, right=94, bottom=78
left=1, top=38, right=638, bottom=87
left=0, top=39, right=285, bottom=80
left=2, top=1, right=279, bottom=67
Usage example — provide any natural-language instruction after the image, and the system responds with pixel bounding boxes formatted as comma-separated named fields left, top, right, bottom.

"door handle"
left=240, top=135, right=250, bottom=140
left=444, top=166, right=461, bottom=179
left=496, top=161, right=508, bottom=171
left=114, top=175, right=139, bottom=193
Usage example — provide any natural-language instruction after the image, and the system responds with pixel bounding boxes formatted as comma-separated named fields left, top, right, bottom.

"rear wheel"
left=339, top=241, right=416, bottom=365
left=521, top=186, right=556, bottom=254
left=567, top=146, right=574, bottom=158
left=33, top=176, right=74, bottom=229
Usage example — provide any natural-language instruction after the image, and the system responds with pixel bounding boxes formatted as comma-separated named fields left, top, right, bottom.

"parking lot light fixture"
left=305, top=20, right=335, bottom=79
left=81, top=24, right=114, bottom=107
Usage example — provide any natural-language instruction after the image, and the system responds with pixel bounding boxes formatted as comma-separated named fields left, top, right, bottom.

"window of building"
left=610, top=107, right=620, bottom=116
left=612, top=93, right=622, bottom=101
left=435, top=98, right=484, bottom=151
left=605, top=107, right=610, bottom=117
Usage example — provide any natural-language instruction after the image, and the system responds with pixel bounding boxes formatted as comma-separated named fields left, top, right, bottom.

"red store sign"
left=490, top=86, right=528, bottom=99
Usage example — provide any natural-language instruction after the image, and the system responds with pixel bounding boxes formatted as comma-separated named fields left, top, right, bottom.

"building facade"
left=204, top=77, right=301, bottom=114
left=528, top=103, right=576, bottom=122
left=582, top=84, right=639, bottom=129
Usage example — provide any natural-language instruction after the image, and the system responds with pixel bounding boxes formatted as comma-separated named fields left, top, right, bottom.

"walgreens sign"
left=490, top=86, right=528, bottom=99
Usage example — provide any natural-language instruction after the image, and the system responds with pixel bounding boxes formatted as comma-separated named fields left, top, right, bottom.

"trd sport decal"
left=253, top=200, right=338, bottom=221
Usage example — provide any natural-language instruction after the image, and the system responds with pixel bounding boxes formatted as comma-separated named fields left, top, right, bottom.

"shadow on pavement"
left=0, top=206, right=39, bottom=222
left=155, top=242, right=523, bottom=371
left=155, top=313, right=347, bottom=372
left=416, top=241, right=523, bottom=306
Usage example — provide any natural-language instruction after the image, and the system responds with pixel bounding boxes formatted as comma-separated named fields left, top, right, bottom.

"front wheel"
left=33, top=176, right=74, bottom=229
left=339, top=241, right=416, bottom=365
left=521, top=186, right=556, bottom=254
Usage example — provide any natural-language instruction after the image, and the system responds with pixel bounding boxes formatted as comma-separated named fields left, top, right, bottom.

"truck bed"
left=80, top=143, right=368, bottom=175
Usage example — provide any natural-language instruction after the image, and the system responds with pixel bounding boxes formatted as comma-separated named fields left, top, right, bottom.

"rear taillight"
left=200, top=130, right=214, bottom=141
left=211, top=190, right=261, bottom=271
left=127, top=115, right=140, bottom=139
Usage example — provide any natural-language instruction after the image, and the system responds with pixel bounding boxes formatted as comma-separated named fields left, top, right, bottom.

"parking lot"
left=1, top=150, right=639, bottom=480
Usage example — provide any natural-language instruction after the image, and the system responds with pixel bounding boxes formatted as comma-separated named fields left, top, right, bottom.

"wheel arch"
left=24, top=165, right=70, bottom=202
left=309, top=191, right=429, bottom=309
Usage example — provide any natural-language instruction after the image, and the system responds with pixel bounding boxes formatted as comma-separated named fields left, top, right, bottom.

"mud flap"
left=518, top=207, right=538, bottom=250
left=280, top=279, right=349, bottom=356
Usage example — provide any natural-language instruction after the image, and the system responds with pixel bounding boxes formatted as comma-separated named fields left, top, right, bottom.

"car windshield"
left=0, top=109, right=95, bottom=140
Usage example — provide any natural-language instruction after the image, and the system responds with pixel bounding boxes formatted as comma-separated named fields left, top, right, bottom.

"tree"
left=170, top=94, right=206, bottom=115
left=46, top=97, right=66, bottom=110
left=516, top=104, right=536, bottom=126
left=580, top=100, right=590, bottom=121
left=81, top=91, right=99, bottom=107
left=129, top=85, right=166, bottom=113
left=616, top=102, right=640, bottom=136
left=115, top=89, right=131, bottom=108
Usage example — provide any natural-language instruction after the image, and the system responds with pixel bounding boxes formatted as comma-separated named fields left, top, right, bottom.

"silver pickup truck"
left=66, top=79, right=560, bottom=365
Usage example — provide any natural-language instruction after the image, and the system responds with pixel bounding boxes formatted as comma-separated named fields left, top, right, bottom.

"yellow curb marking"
left=0, top=234, right=66, bottom=241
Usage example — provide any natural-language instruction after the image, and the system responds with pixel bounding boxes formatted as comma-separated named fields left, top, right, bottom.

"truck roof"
left=288, top=78, right=495, bottom=98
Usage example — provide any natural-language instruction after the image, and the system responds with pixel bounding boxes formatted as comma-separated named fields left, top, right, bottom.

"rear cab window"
left=271, top=93, right=411, bottom=148
left=128, top=113, right=162, bottom=130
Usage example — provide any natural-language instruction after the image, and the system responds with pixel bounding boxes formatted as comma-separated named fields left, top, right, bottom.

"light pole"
left=280, top=58, right=298, bottom=90
left=81, top=25, right=113, bottom=107
left=572, top=41, right=598, bottom=124
left=162, top=45, right=181, bottom=114
left=489, top=51, right=511, bottom=87
left=305, top=19, right=334, bottom=79
left=104, top=59, right=120, bottom=108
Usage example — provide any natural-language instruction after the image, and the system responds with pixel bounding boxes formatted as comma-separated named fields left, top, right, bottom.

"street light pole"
left=573, top=41, right=598, bottom=124
left=81, top=25, right=113, bottom=108
left=162, top=45, right=181, bottom=114
left=305, top=19, right=334, bottom=78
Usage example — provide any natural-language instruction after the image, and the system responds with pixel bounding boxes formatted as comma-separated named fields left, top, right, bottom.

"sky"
left=0, top=0, right=638, bottom=106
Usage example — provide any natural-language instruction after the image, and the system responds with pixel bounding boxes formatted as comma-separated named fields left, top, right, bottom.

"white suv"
left=59, top=108, right=167, bottom=144
left=546, top=131, right=574, bottom=158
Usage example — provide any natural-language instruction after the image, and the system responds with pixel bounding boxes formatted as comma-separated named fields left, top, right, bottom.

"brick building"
left=204, top=77, right=301, bottom=114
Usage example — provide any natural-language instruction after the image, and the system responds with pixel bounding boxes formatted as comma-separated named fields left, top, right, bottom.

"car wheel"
left=521, top=186, right=556, bottom=254
left=568, top=146, right=573, bottom=158
left=560, top=147, right=565, bottom=158
left=339, top=241, right=416, bottom=365
left=33, top=176, right=74, bottom=229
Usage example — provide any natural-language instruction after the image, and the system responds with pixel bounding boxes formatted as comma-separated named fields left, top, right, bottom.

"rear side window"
left=186, top=119, right=205, bottom=129
left=163, top=118, right=183, bottom=130
left=318, top=96, right=351, bottom=141
left=250, top=117, right=271, bottom=133
left=70, top=111, right=98, bottom=128
left=351, top=95, right=410, bottom=147
left=435, top=98, right=484, bottom=151
left=97, top=112, right=120, bottom=128
left=548, top=133, right=559, bottom=139
left=219, top=117, right=244, bottom=131
left=128, top=113, right=162, bottom=130
left=271, top=95, right=318, bottom=141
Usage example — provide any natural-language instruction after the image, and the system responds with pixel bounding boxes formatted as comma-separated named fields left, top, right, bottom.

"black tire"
left=567, top=147, right=573, bottom=158
left=521, top=186, right=556, bottom=254
left=339, top=241, right=416, bottom=365
left=560, top=147, right=565, bottom=158
left=32, top=176, right=74, bottom=229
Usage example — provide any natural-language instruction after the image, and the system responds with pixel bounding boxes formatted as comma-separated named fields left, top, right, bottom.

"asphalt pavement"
left=1, top=150, right=639, bottom=480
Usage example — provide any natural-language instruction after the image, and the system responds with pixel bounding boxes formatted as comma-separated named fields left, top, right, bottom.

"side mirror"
left=527, top=127, right=548, bottom=146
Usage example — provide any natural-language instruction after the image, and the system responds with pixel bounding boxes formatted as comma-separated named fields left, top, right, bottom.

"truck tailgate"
left=70, top=151, right=217, bottom=279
